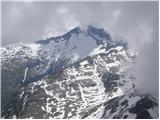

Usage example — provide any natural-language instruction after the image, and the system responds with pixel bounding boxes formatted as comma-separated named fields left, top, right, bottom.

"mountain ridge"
left=34, top=25, right=112, bottom=45
left=1, top=26, right=158, bottom=119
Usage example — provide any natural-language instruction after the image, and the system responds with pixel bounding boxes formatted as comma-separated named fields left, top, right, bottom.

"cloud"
left=123, top=22, right=154, bottom=50
left=57, top=6, right=69, bottom=15
left=56, top=6, right=80, bottom=30
left=112, top=9, right=121, bottom=23
left=131, top=36, right=159, bottom=98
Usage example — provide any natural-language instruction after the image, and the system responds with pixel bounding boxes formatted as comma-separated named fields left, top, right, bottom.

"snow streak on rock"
left=1, top=26, right=158, bottom=119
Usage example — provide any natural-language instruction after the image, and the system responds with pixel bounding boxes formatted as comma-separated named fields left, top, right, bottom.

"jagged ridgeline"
left=1, top=26, right=158, bottom=119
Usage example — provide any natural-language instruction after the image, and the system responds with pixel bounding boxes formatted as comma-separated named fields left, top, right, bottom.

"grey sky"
left=2, top=2, right=158, bottom=47
left=1, top=1, right=159, bottom=97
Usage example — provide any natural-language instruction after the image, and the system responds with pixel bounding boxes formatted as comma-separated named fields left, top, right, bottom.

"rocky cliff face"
left=1, top=26, right=158, bottom=119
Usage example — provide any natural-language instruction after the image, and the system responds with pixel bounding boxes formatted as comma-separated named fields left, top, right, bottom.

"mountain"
left=1, top=25, right=158, bottom=119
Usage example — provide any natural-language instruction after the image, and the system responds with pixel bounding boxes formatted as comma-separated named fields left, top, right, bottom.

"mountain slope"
left=1, top=26, right=158, bottom=119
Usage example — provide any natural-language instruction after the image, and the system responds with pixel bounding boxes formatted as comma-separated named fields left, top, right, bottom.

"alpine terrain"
left=1, top=25, right=159, bottom=119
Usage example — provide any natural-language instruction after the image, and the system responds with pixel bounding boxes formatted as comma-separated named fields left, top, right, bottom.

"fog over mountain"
left=2, top=1, right=158, bottom=98
left=1, top=1, right=159, bottom=119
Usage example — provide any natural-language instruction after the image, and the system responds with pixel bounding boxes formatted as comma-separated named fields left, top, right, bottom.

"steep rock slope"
left=1, top=26, right=158, bottom=119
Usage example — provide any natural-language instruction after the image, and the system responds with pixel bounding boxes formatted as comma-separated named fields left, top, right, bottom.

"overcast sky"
left=1, top=1, right=159, bottom=97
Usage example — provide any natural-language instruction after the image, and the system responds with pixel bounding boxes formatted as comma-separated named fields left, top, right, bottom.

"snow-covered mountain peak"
left=1, top=26, right=158, bottom=119
left=35, top=25, right=112, bottom=46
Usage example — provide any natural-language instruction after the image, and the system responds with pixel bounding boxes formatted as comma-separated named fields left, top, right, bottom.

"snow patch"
left=22, top=68, right=28, bottom=83
left=89, top=45, right=106, bottom=56
left=25, top=43, right=41, bottom=56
